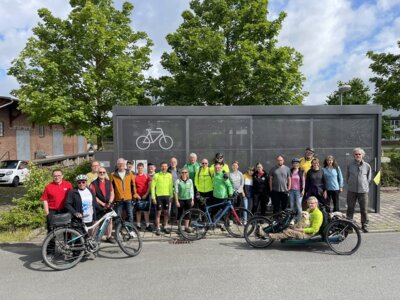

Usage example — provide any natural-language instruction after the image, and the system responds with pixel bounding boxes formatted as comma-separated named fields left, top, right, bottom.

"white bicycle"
left=136, top=128, right=173, bottom=150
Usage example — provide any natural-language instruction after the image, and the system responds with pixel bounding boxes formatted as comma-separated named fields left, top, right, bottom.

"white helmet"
left=75, top=174, right=88, bottom=182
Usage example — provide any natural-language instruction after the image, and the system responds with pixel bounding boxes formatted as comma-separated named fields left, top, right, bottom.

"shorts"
left=156, top=196, right=170, bottom=211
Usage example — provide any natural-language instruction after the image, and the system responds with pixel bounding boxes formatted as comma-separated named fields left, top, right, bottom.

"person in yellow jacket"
left=194, top=158, right=213, bottom=209
left=109, top=158, right=138, bottom=224
left=151, top=162, right=173, bottom=235
left=269, top=196, right=323, bottom=240
left=299, top=147, right=315, bottom=175
left=209, top=153, right=230, bottom=175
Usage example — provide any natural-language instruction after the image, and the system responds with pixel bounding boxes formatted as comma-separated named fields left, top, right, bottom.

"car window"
left=0, top=161, right=18, bottom=169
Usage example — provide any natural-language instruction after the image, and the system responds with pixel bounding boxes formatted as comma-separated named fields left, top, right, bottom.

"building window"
left=39, top=126, right=45, bottom=137
left=0, top=121, right=3, bottom=137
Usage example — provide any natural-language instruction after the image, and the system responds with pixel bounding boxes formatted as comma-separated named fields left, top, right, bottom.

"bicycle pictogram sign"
left=136, top=128, right=174, bottom=150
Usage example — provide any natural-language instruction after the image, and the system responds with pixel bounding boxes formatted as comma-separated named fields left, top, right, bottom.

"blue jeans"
left=289, top=190, right=302, bottom=221
left=116, top=200, right=133, bottom=224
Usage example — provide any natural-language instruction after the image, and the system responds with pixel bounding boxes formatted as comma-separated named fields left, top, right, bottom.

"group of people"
left=40, top=146, right=372, bottom=243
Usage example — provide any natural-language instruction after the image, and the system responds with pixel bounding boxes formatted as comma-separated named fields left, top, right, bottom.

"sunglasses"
left=77, top=181, right=86, bottom=184
left=181, top=171, right=188, bottom=174
left=98, top=172, right=106, bottom=174
left=202, top=162, right=208, bottom=164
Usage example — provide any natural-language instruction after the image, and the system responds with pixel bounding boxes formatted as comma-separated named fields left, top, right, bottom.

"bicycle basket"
left=52, top=213, right=72, bottom=226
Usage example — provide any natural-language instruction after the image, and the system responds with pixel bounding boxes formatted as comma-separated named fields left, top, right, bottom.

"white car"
left=0, top=160, right=29, bottom=187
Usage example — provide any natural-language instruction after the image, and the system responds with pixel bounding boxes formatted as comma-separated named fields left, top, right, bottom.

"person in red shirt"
left=90, top=166, right=115, bottom=243
left=134, top=162, right=152, bottom=231
left=41, top=169, right=73, bottom=232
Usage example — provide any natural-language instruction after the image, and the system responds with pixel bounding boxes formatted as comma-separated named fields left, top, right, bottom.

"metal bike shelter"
left=112, top=105, right=382, bottom=212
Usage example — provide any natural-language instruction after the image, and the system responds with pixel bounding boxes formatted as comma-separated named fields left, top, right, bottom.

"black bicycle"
left=243, top=208, right=361, bottom=255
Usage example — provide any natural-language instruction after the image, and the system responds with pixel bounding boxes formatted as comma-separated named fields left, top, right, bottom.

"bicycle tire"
left=159, top=135, right=173, bottom=150
left=224, top=207, right=253, bottom=238
left=136, top=135, right=151, bottom=150
left=244, top=216, right=274, bottom=248
left=325, top=219, right=361, bottom=255
left=41, top=227, right=85, bottom=271
left=115, top=222, right=142, bottom=257
left=178, top=208, right=208, bottom=241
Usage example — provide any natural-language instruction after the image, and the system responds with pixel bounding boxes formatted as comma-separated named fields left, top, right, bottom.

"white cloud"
left=0, top=0, right=71, bottom=96
left=1, top=0, right=399, bottom=105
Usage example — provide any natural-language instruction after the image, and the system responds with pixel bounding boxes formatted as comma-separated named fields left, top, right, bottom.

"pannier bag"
left=52, top=213, right=72, bottom=226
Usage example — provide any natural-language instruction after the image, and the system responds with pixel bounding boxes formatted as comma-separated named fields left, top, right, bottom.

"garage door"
left=16, top=129, right=31, bottom=160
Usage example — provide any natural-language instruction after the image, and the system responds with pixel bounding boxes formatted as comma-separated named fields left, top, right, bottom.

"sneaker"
left=136, top=225, right=142, bottom=231
left=145, top=225, right=153, bottom=232
left=185, top=227, right=193, bottom=233
left=220, top=226, right=226, bottom=232
left=163, top=227, right=171, bottom=234
left=362, top=225, right=369, bottom=233
left=105, top=236, right=116, bottom=244
left=155, top=228, right=161, bottom=236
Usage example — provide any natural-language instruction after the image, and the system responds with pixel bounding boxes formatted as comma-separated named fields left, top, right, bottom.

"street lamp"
left=339, top=84, right=351, bottom=105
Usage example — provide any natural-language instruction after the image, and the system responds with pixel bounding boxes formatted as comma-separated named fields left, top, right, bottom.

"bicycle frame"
left=67, top=210, right=118, bottom=244
left=145, top=128, right=164, bottom=143
left=203, top=200, right=241, bottom=225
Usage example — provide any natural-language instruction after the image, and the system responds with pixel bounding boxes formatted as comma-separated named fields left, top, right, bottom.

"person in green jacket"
left=174, top=168, right=194, bottom=233
left=151, top=162, right=173, bottom=236
left=269, top=196, right=323, bottom=240
left=194, top=158, right=213, bottom=209
left=210, top=163, right=234, bottom=227
left=183, top=153, right=201, bottom=183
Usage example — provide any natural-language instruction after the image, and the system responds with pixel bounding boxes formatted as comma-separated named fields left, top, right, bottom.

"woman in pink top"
left=289, top=158, right=305, bottom=222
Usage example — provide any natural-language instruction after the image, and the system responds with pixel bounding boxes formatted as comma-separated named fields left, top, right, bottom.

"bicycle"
left=41, top=209, right=142, bottom=271
left=178, top=196, right=253, bottom=241
left=135, top=128, right=173, bottom=150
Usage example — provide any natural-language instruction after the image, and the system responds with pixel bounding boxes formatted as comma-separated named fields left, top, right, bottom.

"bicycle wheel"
left=41, top=227, right=85, bottom=271
left=224, top=207, right=253, bottom=238
left=136, top=136, right=151, bottom=150
left=159, top=135, right=173, bottom=150
left=325, top=220, right=361, bottom=255
left=244, top=216, right=274, bottom=248
left=115, top=222, right=142, bottom=257
left=178, top=208, right=208, bottom=241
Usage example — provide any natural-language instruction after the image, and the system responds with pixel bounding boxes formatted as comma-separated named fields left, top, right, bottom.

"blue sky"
left=0, top=0, right=399, bottom=105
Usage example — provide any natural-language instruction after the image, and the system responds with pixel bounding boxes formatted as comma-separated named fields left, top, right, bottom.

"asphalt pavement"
left=0, top=232, right=399, bottom=299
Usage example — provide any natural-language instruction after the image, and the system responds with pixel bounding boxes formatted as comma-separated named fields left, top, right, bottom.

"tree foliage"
left=367, top=41, right=400, bottom=110
left=8, top=0, right=152, bottom=148
left=326, top=78, right=371, bottom=105
left=152, top=0, right=307, bottom=106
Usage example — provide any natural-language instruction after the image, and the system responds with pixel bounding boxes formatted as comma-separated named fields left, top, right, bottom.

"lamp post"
left=339, top=84, right=351, bottom=105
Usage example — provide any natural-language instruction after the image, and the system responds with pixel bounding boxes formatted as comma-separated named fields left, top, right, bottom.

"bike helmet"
left=75, top=174, right=88, bottom=182
left=291, top=158, right=300, bottom=163
left=214, top=152, right=224, bottom=164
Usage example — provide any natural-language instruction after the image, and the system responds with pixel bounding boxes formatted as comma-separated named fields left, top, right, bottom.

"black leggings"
left=252, top=193, right=268, bottom=216
left=326, top=190, right=340, bottom=212
left=177, top=200, right=192, bottom=220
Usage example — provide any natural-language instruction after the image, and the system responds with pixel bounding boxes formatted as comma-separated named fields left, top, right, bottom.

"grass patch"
left=0, top=228, right=34, bottom=243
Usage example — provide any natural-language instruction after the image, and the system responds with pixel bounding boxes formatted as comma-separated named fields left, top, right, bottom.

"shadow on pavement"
left=0, top=243, right=55, bottom=272
left=218, top=239, right=337, bottom=255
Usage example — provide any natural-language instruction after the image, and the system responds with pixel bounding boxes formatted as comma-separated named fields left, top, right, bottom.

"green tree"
left=382, top=115, right=394, bottom=140
left=8, top=0, right=152, bottom=148
left=326, top=78, right=371, bottom=105
left=367, top=41, right=400, bottom=110
left=153, top=0, right=307, bottom=106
